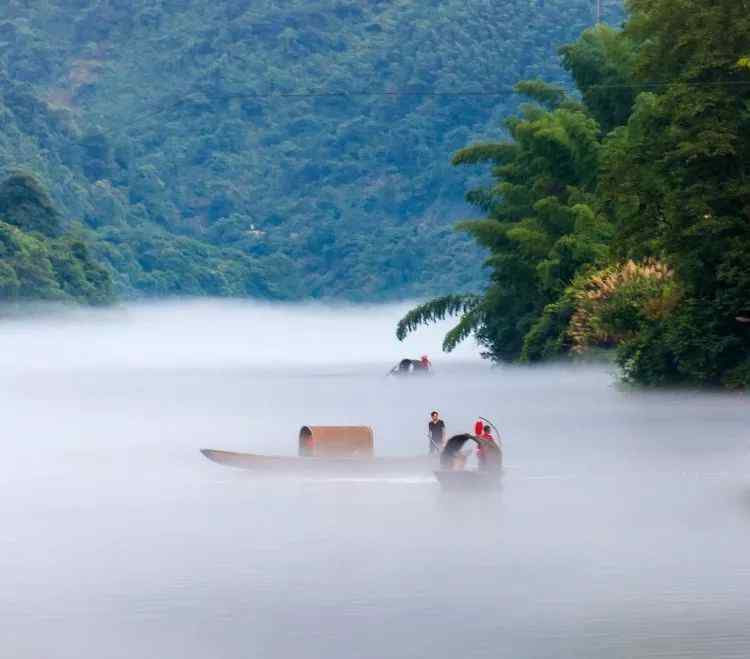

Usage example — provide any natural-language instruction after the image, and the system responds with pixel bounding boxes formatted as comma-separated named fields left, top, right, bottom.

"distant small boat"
left=388, top=357, right=432, bottom=376
left=201, top=449, right=435, bottom=477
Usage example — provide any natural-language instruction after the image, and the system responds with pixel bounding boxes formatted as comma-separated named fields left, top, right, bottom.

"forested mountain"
left=399, top=0, right=750, bottom=388
left=0, top=172, right=113, bottom=304
left=0, top=0, right=622, bottom=300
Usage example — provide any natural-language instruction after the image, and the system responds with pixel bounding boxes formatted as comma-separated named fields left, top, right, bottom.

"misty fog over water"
left=1, top=301, right=749, bottom=659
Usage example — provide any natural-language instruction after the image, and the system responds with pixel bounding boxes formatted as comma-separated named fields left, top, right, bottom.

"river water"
left=1, top=301, right=749, bottom=659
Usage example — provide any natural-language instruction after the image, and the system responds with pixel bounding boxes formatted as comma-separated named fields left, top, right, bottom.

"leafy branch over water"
left=396, top=294, right=482, bottom=352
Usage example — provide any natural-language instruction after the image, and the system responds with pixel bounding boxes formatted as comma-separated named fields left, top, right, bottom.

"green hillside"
left=0, top=0, right=622, bottom=300
left=0, top=171, right=113, bottom=304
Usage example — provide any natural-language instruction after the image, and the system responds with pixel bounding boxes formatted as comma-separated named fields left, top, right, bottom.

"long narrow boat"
left=201, top=449, right=435, bottom=477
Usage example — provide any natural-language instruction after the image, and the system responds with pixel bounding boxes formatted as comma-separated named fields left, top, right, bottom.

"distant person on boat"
left=299, top=426, right=315, bottom=456
left=428, top=410, right=445, bottom=454
left=389, top=356, right=432, bottom=376
left=415, top=355, right=431, bottom=372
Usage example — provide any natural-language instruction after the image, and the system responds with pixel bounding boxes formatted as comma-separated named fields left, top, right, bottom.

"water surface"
left=1, top=302, right=749, bottom=659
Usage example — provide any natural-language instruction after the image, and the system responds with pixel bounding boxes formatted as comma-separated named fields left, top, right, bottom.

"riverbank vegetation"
left=399, top=0, right=750, bottom=389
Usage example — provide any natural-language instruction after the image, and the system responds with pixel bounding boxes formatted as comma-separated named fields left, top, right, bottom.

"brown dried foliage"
left=568, top=259, right=675, bottom=353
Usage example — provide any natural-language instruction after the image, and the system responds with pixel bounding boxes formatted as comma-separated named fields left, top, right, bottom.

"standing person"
left=428, top=410, right=445, bottom=454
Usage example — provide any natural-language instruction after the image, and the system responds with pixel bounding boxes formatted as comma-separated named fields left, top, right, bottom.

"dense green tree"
left=559, top=24, right=638, bottom=132
left=597, top=0, right=750, bottom=386
left=401, top=2, right=750, bottom=389
left=398, top=83, right=613, bottom=361
left=0, top=173, right=113, bottom=304
left=0, top=172, right=62, bottom=237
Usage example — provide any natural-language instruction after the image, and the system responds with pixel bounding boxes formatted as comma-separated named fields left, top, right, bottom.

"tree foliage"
left=400, top=79, right=614, bottom=362
left=602, top=0, right=750, bottom=386
left=396, top=293, right=482, bottom=352
left=566, top=259, right=678, bottom=353
left=0, top=173, right=113, bottom=304
left=0, top=171, right=61, bottom=237
left=0, top=0, right=622, bottom=300
left=401, top=4, right=750, bottom=388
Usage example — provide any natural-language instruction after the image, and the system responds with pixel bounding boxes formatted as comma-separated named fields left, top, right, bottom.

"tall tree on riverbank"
left=399, top=3, right=750, bottom=388
left=598, top=0, right=750, bottom=385
left=397, top=80, right=613, bottom=361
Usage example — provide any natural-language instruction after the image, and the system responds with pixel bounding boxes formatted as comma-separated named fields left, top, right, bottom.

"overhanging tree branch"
left=396, top=294, right=482, bottom=343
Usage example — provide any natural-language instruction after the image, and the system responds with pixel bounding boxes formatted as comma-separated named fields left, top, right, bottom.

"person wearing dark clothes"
left=428, top=410, right=445, bottom=453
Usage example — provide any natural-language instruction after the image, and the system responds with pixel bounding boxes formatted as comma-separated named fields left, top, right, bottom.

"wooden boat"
left=201, top=425, right=436, bottom=477
left=434, top=432, right=502, bottom=491
left=201, top=448, right=435, bottom=477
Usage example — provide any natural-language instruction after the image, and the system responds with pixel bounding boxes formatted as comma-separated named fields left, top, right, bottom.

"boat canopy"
left=440, top=433, right=502, bottom=470
left=299, top=425, right=374, bottom=458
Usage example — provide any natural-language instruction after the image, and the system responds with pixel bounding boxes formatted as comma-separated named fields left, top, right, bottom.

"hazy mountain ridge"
left=0, top=0, right=623, bottom=300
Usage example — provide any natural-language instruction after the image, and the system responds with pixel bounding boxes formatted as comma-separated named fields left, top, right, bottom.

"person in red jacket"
left=476, top=423, right=496, bottom=470
left=414, top=355, right=431, bottom=372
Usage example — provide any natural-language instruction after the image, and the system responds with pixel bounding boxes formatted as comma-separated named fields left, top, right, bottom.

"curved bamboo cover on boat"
left=299, top=426, right=374, bottom=458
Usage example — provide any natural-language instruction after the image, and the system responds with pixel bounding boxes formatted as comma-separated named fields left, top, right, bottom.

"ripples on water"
left=1, top=301, right=749, bottom=659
